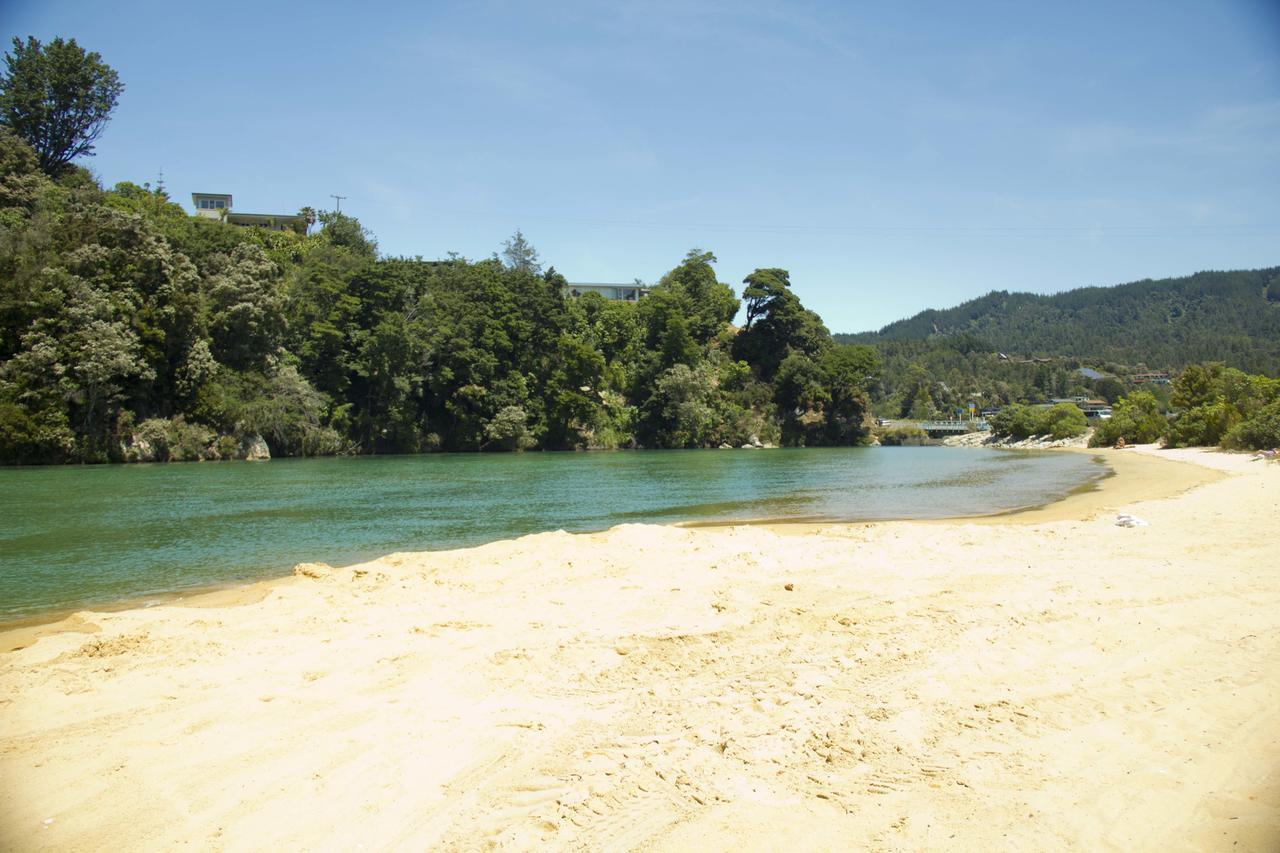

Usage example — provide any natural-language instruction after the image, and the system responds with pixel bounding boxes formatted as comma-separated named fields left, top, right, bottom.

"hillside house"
left=565, top=282, right=650, bottom=302
left=191, top=192, right=309, bottom=234
left=1048, top=397, right=1112, bottom=419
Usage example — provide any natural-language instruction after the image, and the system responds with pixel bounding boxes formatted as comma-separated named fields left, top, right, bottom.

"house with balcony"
left=191, top=192, right=309, bottom=234
left=565, top=282, right=650, bottom=302
left=1047, top=397, right=1113, bottom=419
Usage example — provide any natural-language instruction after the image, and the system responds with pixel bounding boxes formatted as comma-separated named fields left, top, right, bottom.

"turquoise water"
left=0, top=447, right=1104, bottom=621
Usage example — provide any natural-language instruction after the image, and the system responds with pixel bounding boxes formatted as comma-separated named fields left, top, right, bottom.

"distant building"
left=1129, top=371, right=1171, bottom=385
left=1048, top=397, right=1112, bottom=419
left=1077, top=367, right=1106, bottom=380
left=192, top=192, right=231, bottom=219
left=565, top=282, right=650, bottom=302
left=191, top=192, right=308, bottom=234
left=1077, top=400, right=1112, bottom=419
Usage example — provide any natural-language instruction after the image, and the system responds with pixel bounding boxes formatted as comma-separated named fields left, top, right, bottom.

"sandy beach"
left=2, top=447, right=1278, bottom=851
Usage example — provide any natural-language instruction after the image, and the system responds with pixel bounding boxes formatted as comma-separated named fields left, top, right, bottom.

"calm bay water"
left=0, top=447, right=1104, bottom=621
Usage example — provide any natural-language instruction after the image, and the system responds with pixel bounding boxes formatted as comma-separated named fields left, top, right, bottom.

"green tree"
left=543, top=334, right=605, bottom=449
left=297, top=206, right=317, bottom=235
left=732, top=267, right=830, bottom=379
left=656, top=249, right=739, bottom=346
left=485, top=405, right=533, bottom=451
left=234, top=363, right=342, bottom=456
left=774, top=351, right=828, bottom=445
left=988, top=404, right=1037, bottom=438
left=203, top=244, right=286, bottom=371
left=1171, top=363, right=1225, bottom=411
left=818, top=344, right=878, bottom=444
left=644, top=363, right=719, bottom=448
left=317, top=210, right=377, bottom=259
left=0, top=126, right=45, bottom=217
left=499, top=229, right=541, bottom=275
left=1224, top=398, right=1280, bottom=450
left=1089, top=391, right=1168, bottom=447
left=0, top=37, right=123, bottom=176
left=896, top=363, right=935, bottom=419
left=1038, top=403, right=1088, bottom=439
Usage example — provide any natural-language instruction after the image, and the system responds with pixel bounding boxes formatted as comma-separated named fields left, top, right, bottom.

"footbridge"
left=918, top=419, right=988, bottom=433
left=889, top=419, right=990, bottom=436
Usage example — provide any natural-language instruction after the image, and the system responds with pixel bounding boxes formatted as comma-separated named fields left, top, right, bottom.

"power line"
left=325, top=196, right=1277, bottom=236
left=330, top=194, right=347, bottom=213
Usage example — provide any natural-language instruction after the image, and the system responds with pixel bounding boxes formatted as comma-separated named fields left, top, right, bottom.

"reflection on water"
left=0, top=447, right=1103, bottom=619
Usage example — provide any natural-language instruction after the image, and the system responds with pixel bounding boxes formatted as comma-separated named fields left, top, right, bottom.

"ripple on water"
left=0, top=447, right=1103, bottom=620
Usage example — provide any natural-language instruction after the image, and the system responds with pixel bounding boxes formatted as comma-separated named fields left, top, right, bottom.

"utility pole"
left=330, top=194, right=347, bottom=213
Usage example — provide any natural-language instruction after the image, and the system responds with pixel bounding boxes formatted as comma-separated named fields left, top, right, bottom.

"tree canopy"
left=0, top=36, right=123, bottom=176
left=0, top=136, right=879, bottom=463
left=841, top=268, right=1280, bottom=376
left=4, top=42, right=1274, bottom=463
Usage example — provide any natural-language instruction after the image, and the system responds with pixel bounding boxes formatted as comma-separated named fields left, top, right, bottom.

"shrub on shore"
left=877, top=425, right=931, bottom=446
left=1164, top=364, right=1280, bottom=450
left=1088, top=368, right=1280, bottom=451
left=989, top=402, right=1088, bottom=441
left=1222, top=398, right=1280, bottom=450
left=130, top=417, right=215, bottom=462
left=1089, top=391, right=1168, bottom=447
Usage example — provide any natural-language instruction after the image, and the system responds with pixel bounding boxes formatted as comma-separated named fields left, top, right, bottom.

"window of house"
left=215, top=200, right=225, bottom=208
left=200, top=199, right=210, bottom=209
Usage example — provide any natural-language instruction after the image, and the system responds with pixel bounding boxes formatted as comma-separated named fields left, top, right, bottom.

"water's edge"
left=0, top=450, right=1112, bottom=631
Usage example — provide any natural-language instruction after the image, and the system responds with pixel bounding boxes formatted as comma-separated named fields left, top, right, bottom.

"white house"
left=191, top=192, right=309, bottom=233
left=565, top=282, right=650, bottom=302
left=192, top=192, right=231, bottom=219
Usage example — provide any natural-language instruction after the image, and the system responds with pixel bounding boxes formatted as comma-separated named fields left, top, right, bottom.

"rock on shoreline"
left=942, top=429, right=1093, bottom=450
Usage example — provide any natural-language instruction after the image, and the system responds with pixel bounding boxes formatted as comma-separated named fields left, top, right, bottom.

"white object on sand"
left=1115, top=513, right=1149, bottom=527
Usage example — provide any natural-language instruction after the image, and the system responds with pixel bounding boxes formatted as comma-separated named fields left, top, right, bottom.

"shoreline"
left=0, top=446, right=1223, bottom=644
left=3, top=446, right=1277, bottom=849
left=4, top=446, right=1128, bottom=639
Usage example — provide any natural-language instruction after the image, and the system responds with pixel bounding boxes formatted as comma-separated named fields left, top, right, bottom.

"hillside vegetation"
left=0, top=129, right=878, bottom=464
left=839, top=268, right=1280, bottom=376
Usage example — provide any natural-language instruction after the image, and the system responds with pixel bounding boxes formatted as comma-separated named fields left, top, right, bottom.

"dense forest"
left=854, top=336, right=1116, bottom=420
left=839, top=268, right=1280, bottom=376
left=832, top=269, right=1280, bottom=420
left=3, top=31, right=1278, bottom=464
left=0, top=129, right=881, bottom=464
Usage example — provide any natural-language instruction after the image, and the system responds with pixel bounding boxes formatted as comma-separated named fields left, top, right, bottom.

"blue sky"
left=4, top=0, right=1278, bottom=332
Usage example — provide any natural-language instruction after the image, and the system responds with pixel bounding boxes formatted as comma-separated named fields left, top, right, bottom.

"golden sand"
left=2, top=447, right=1277, bottom=850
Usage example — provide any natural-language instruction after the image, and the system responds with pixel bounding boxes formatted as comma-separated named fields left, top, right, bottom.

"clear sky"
left=4, top=1, right=1278, bottom=332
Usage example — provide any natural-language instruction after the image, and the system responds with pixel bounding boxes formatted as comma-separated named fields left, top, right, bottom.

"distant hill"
left=837, top=268, right=1280, bottom=375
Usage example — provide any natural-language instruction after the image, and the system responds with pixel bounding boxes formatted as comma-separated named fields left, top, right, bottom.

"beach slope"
left=2, top=448, right=1278, bottom=850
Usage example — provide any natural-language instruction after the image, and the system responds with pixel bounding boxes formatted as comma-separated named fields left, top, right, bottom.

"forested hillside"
left=839, top=269, right=1280, bottom=376
left=0, top=129, right=879, bottom=464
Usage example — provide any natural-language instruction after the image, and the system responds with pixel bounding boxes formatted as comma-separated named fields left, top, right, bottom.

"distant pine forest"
left=839, top=266, right=1280, bottom=419
left=1, top=126, right=1277, bottom=463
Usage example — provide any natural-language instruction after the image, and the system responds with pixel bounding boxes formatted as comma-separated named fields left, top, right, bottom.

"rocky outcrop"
left=119, top=438, right=158, bottom=463
left=242, top=435, right=271, bottom=461
left=942, top=430, right=1093, bottom=450
left=117, top=429, right=272, bottom=462
left=293, top=562, right=336, bottom=580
